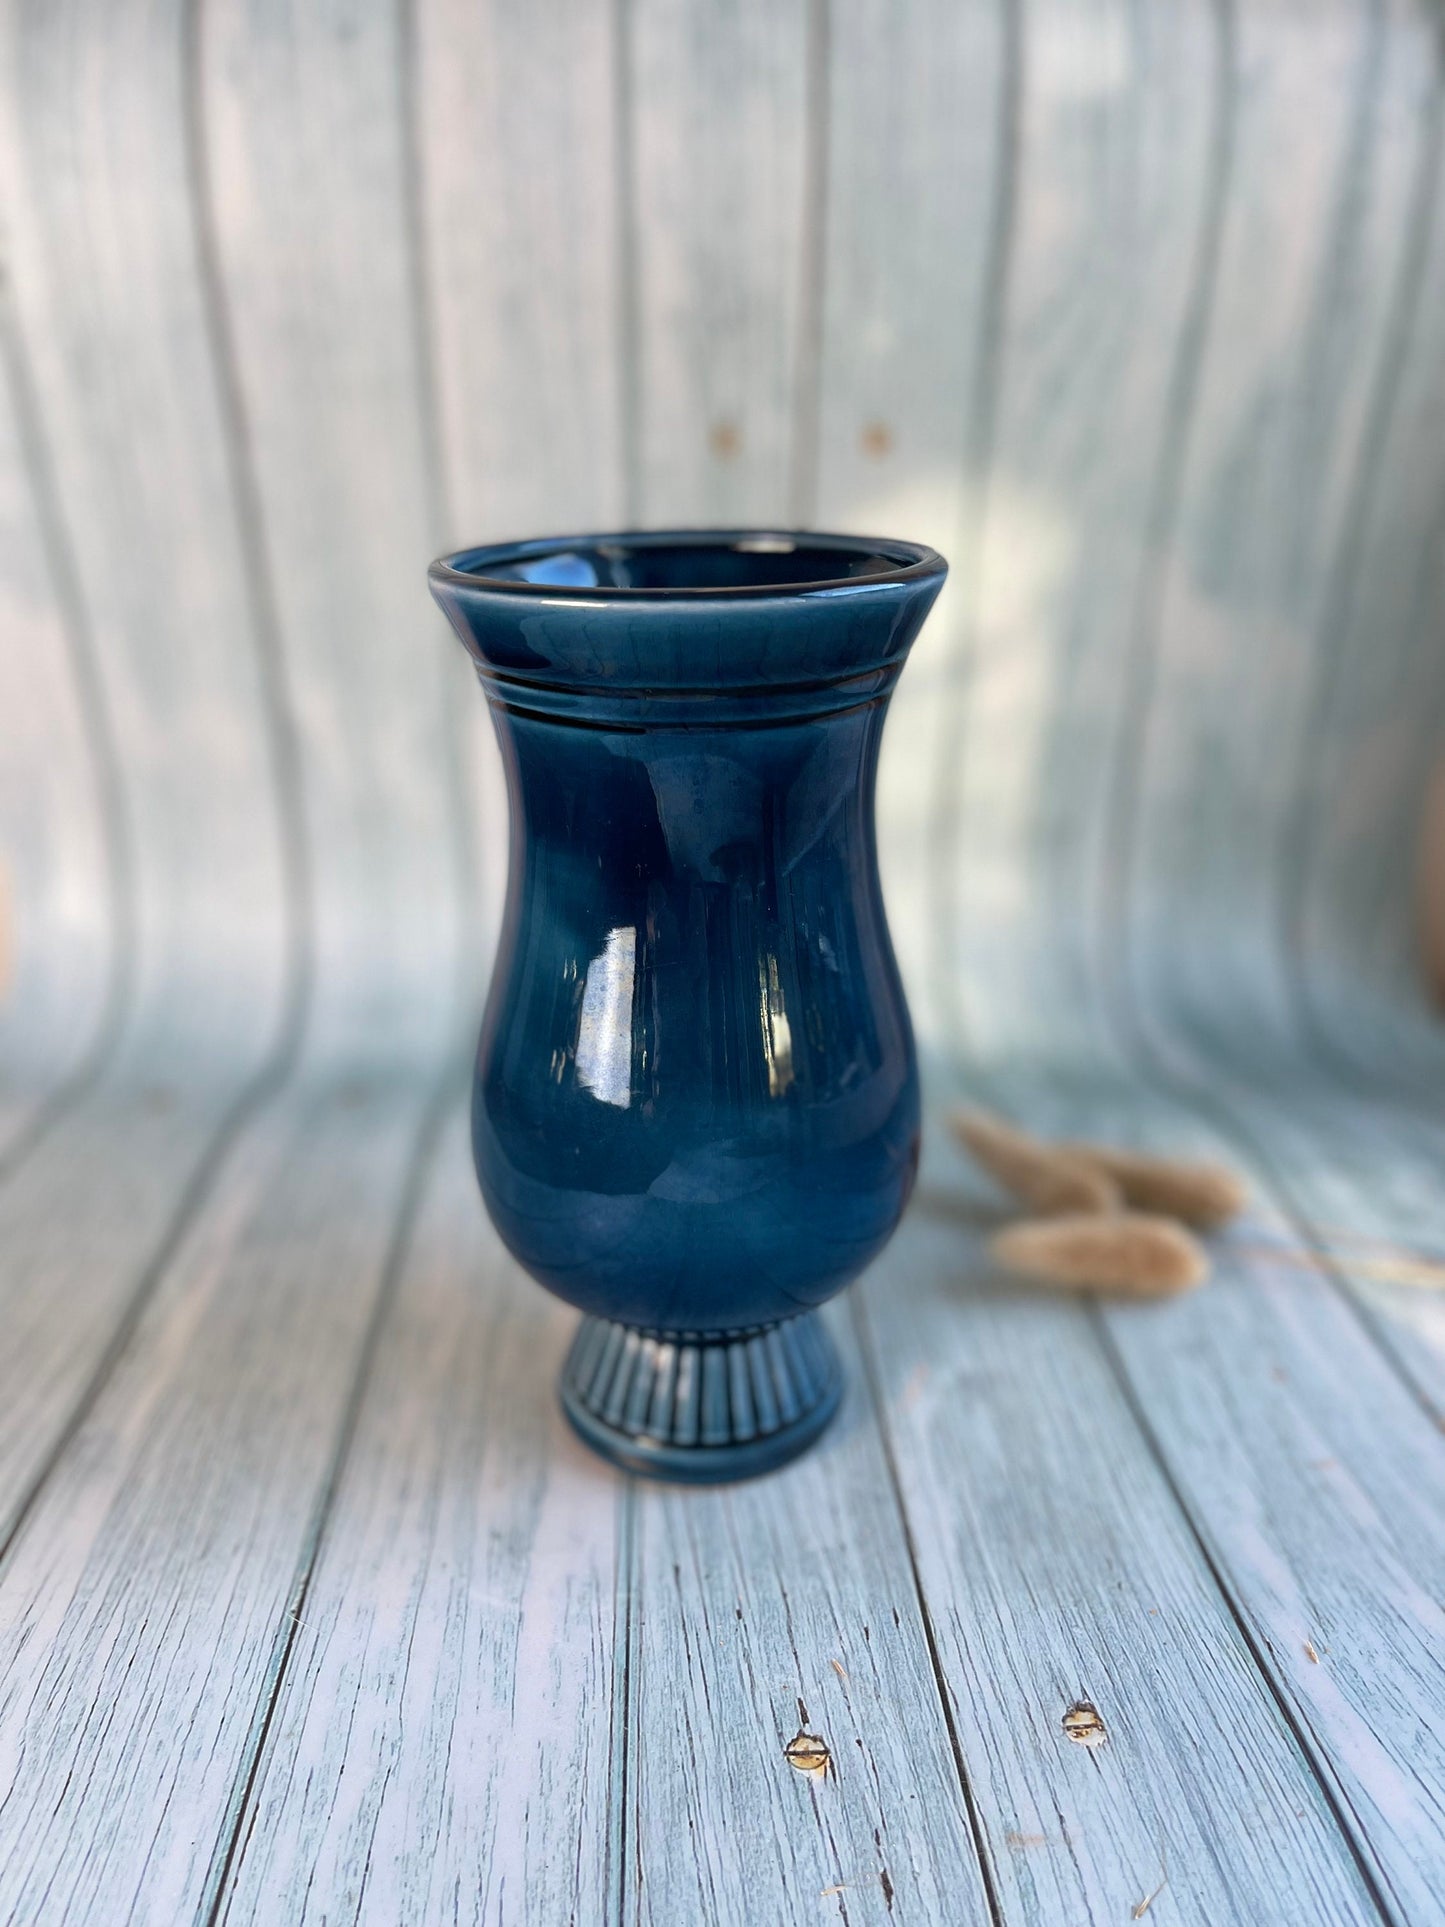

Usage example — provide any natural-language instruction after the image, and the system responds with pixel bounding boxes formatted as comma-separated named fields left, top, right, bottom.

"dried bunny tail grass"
left=949, top=1109, right=1120, bottom=1216
left=990, top=1212, right=1209, bottom=1299
left=1061, top=1143, right=1246, bottom=1227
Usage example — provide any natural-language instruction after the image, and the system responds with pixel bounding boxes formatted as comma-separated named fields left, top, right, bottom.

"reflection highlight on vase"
left=573, top=927, right=802, bottom=1110
left=574, top=926, right=636, bottom=1109
left=760, top=953, right=795, bottom=1098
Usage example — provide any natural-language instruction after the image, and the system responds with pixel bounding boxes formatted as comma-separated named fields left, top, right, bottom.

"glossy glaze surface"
left=431, top=532, right=944, bottom=1475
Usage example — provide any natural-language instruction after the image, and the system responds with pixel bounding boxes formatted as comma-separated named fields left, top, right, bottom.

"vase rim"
left=429, top=528, right=946, bottom=602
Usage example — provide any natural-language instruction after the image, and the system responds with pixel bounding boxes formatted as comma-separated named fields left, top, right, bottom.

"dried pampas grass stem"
left=990, top=1213, right=1209, bottom=1298
left=949, top=1110, right=1120, bottom=1216
left=1061, top=1143, right=1245, bottom=1227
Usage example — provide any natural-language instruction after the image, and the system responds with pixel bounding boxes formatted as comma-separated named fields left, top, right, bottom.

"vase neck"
left=469, top=657, right=906, bottom=731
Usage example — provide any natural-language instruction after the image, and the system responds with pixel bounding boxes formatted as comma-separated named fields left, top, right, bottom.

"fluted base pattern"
left=559, top=1310, right=843, bottom=1482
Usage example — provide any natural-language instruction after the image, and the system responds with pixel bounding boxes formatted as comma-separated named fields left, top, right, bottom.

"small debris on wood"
left=1004, top=1830, right=1047, bottom=1849
left=1061, top=1699, right=1108, bottom=1748
left=1304, top=1640, right=1320, bottom=1664
left=1132, top=1858, right=1169, bottom=1918
left=831, top=1658, right=848, bottom=1682
left=991, top=1214, right=1208, bottom=1298
left=1232, top=1237, right=1445, bottom=1290
left=785, top=1729, right=831, bottom=1778
left=949, top=1109, right=1121, bottom=1216
left=1062, top=1142, right=1245, bottom=1227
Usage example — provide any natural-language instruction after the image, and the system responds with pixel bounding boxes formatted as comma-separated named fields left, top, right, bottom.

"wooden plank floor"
left=2, top=1056, right=1443, bottom=1926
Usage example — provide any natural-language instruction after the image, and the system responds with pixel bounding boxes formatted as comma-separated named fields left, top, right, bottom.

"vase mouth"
left=429, top=529, right=945, bottom=601
left=430, top=527, right=947, bottom=716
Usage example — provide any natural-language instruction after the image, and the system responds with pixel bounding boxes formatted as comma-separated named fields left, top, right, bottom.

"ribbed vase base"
left=559, top=1310, right=843, bottom=1483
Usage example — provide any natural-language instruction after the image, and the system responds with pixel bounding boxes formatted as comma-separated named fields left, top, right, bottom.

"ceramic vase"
left=429, top=531, right=946, bottom=1481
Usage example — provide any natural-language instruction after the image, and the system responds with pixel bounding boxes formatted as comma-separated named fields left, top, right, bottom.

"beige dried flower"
left=990, top=1212, right=1209, bottom=1298
left=1061, top=1142, right=1245, bottom=1227
left=949, top=1109, right=1119, bottom=1216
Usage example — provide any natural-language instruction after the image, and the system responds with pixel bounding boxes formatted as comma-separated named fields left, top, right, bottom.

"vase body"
left=430, top=532, right=946, bottom=1480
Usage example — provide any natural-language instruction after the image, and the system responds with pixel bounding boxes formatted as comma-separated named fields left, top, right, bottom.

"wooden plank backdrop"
left=2, top=0, right=1445, bottom=1923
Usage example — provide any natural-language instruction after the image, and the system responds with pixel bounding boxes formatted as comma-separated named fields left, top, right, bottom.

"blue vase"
left=430, top=531, right=946, bottom=1481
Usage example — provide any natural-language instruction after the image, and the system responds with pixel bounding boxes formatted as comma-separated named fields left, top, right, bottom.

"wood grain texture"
left=946, top=1069, right=1445, bottom=1925
left=809, top=0, right=1012, bottom=1045
left=623, top=1306, right=990, bottom=1927
left=626, top=0, right=811, bottom=527
left=888, top=8, right=1445, bottom=1905
left=1284, top=40, right=1445, bottom=1078
left=0, top=0, right=312, bottom=1594
left=0, top=1064, right=447, bottom=1926
left=0, top=1066, right=293, bottom=1546
left=200, top=0, right=472, bottom=1060
left=946, top=0, right=1221, bottom=1061
left=0, top=0, right=295, bottom=1053
left=1182, top=1081, right=1445, bottom=1427
left=418, top=0, right=626, bottom=545
left=0, top=287, right=120, bottom=1158
left=1116, top=0, right=1442, bottom=1063
left=414, top=0, right=628, bottom=984
left=863, top=1129, right=1386, bottom=1927
left=220, top=1109, right=620, bottom=1927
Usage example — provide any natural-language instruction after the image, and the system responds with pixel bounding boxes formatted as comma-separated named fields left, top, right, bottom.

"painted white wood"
left=0, top=296, right=119, bottom=1157
left=415, top=0, right=629, bottom=984
left=0, top=1064, right=447, bottom=1926
left=624, top=1305, right=990, bottom=1927
left=1285, top=63, right=1445, bottom=1079
left=418, top=0, right=626, bottom=546
left=0, top=1070, right=281, bottom=1542
left=627, top=0, right=811, bottom=527
left=0, top=0, right=294, bottom=1057
left=810, top=0, right=1011, bottom=1046
left=1178, top=1083, right=1445, bottom=1426
left=944, top=0, right=1220, bottom=1062
left=0, top=0, right=312, bottom=1581
left=1103, top=1203, right=1445, bottom=1927
left=952, top=1070, right=1445, bottom=1923
left=219, top=1109, right=620, bottom=1927
left=860, top=1125, right=1387, bottom=1927
left=200, top=0, right=471, bottom=1063
left=1116, top=0, right=1440, bottom=1064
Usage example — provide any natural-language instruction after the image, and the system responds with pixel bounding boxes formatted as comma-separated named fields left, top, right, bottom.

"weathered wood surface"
left=864, top=1164, right=1386, bottom=1927
left=944, top=1070, right=1445, bottom=1925
left=0, top=1065, right=450, bottom=1924
left=4, top=0, right=1445, bottom=1922
left=219, top=1110, right=620, bottom=1927
left=620, top=1307, right=990, bottom=1927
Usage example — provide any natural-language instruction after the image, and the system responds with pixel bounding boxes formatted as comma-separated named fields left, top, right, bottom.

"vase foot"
left=559, top=1310, right=843, bottom=1483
